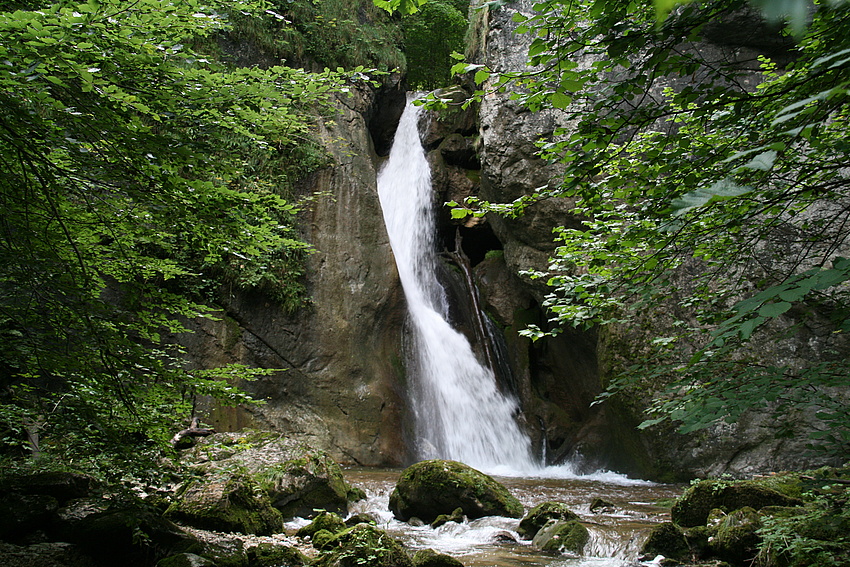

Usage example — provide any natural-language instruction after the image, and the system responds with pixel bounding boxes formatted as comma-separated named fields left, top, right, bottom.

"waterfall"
left=377, top=99, right=536, bottom=474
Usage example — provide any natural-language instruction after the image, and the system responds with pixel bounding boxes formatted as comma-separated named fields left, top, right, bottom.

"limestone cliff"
left=180, top=81, right=411, bottom=467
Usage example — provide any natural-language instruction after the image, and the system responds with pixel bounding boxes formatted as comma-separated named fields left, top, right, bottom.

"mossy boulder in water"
left=411, top=548, right=465, bottom=567
left=312, top=524, right=413, bottom=567
left=430, top=507, right=464, bottom=529
left=531, top=519, right=589, bottom=556
left=709, top=507, right=762, bottom=564
left=389, top=460, right=523, bottom=523
left=165, top=472, right=283, bottom=535
left=517, top=501, right=581, bottom=539
left=672, top=479, right=802, bottom=527
left=296, top=511, right=347, bottom=538
left=639, top=522, right=690, bottom=561
left=246, top=543, right=308, bottom=567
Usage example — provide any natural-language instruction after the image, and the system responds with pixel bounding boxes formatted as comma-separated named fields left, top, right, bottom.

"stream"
left=311, top=467, right=683, bottom=567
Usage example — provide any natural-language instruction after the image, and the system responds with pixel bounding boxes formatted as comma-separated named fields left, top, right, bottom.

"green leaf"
left=741, top=150, right=777, bottom=171
left=670, top=179, right=753, bottom=216
left=758, top=302, right=792, bottom=318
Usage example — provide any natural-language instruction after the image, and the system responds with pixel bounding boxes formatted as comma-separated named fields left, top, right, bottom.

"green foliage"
left=403, top=0, right=469, bottom=90
left=441, top=0, right=850, bottom=457
left=756, top=483, right=850, bottom=566
left=246, top=0, right=406, bottom=73
left=0, top=0, right=358, bottom=476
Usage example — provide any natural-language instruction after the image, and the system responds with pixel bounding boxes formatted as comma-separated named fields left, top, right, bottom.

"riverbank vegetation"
left=0, top=0, right=366, bottom=480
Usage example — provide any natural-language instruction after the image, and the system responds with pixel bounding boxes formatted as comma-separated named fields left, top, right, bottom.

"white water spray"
left=377, top=100, right=536, bottom=473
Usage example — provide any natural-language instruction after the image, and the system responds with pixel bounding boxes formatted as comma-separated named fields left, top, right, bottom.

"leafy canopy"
left=0, top=0, right=357, bottom=477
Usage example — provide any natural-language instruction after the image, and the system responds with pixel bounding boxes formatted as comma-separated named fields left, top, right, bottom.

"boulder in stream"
left=531, top=519, right=589, bottom=556
left=517, top=501, right=581, bottom=539
left=430, top=507, right=464, bottom=529
left=411, top=548, right=465, bottom=567
left=639, top=521, right=691, bottom=562
left=388, top=460, right=523, bottom=523
left=296, top=511, right=347, bottom=539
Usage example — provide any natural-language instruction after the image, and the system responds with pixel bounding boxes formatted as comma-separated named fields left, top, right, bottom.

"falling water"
left=377, top=99, right=536, bottom=474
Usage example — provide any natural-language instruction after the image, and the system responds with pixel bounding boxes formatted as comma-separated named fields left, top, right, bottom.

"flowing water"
left=377, top=98, right=535, bottom=473
left=286, top=468, right=682, bottom=567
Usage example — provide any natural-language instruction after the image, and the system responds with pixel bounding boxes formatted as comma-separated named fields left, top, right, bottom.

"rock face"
left=178, top=81, right=410, bottom=468
left=388, top=460, right=523, bottom=523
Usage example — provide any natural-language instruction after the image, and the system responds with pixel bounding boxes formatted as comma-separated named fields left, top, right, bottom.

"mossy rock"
left=672, top=480, right=803, bottom=527
left=640, top=522, right=690, bottom=561
left=389, top=460, right=523, bottom=523
left=411, top=548, right=464, bottom=567
left=0, top=471, right=97, bottom=503
left=312, top=524, right=413, bottom=567
left=254, top=451, right=350, bottom=519
left=296, top=511, right=347, bottom=538
left=430, top=507, right=464, bottom=529
left=0, top=541, right=97, bottom=567
left=710, top=507, right=762, bottom=564
left=313, top=529, right=336, bottom=550
left=0, top=493, right=59, bottom=540
left=518, top=502, right=580, bottom=539
left=156, top=553, right=216, bottom=567
left=347, top=486, right=367, bottom=503
left=165, top=473, right=283, bottom=535
left=184, top=432, right=356, bottom=521
left=345, top=513, right=377, bottom=527
left=246, top=543, right=308, bottom=567
left=531, top=519, right=589, bottom=555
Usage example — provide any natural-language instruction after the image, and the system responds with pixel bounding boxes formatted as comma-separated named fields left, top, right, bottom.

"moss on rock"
left=312, top=524, right=413, bottom=567
left=531, top=519, right=589, bottom=556
left=255, top=450, right=350, bottom=519
left=518, top=502, right=580, bottom=539
left=640, top=521, right=690, bottom=561
left=389, top=460, right=523, bottom=523
left=710, top=507, right=762, bottom=564
left=246, top=543, right=308, bottom=567
left=672, top=480, right=802, bottom=527
left=411, top=548, right=464, bottom=567
left=296, top=511, right=347, bottom=539
left=165, top=473, right=283, bottom=535
left=430, top=507, right=464, bottom=529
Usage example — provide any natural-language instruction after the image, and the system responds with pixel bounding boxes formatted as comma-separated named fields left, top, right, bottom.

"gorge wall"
left=180, top=81, right=412, bottom=467
left=180, top=1, right=844, bottom=480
